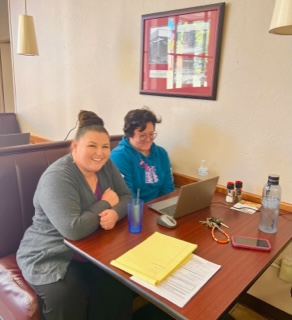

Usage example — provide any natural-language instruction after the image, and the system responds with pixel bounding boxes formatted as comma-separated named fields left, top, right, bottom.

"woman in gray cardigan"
left=17, top=110, right=133, bottom=320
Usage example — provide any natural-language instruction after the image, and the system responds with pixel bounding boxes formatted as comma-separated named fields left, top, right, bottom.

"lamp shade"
left=17, top=15, right=39, bottom=55
left=269, top=0, right=292, bottom=35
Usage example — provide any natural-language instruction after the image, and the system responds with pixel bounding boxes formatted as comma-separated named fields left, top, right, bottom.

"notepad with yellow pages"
left=110, top=232, right=197, bottom=285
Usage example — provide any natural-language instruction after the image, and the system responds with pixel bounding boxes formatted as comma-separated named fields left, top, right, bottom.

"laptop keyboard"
left=160, top=204, right=177, bottom=216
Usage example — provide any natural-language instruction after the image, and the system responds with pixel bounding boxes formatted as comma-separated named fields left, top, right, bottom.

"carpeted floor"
left=133, top=297, right=270, bottom=320
left=229, top=304, right=269, bottom=320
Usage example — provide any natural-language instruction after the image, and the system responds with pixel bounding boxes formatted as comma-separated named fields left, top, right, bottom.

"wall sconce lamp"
left=269, top=0, right=292, bottom=35
left=17, top=0, right=39, bottom=55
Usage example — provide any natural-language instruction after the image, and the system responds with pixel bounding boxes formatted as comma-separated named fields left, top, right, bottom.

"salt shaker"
left=226, top=182, right=235, bottom=203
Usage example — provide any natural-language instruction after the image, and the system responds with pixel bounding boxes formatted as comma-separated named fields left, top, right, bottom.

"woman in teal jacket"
left=110, top=107, right=174, bottom=202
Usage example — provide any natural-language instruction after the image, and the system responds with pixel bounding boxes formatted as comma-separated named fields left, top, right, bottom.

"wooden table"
left=64, top=192, right=292, bottom=320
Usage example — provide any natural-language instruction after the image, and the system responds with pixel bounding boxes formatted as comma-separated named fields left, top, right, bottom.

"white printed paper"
left=131, top=254, right=221, bottom=308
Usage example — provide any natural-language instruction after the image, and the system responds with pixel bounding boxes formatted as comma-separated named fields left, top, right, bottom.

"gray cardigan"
left=16, top=153, right=132, bottom=285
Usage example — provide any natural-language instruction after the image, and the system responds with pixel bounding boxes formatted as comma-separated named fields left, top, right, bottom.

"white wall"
left=7, top=0, right=292, bottom=204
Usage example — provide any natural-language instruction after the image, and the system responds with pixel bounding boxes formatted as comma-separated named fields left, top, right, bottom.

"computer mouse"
left=157, top=215, right=177, bottom=228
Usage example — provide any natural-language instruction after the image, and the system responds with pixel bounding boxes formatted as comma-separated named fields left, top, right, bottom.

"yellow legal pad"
left=110, top=232, right=197, bottom=285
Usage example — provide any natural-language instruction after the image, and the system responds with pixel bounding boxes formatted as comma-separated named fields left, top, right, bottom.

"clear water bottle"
left=259, top=175, right=281, bottom=234
left=198, top=160, right=208, bottom=177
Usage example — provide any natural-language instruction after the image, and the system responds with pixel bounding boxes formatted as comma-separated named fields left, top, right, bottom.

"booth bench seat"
left=0, top=136, right=122, bottom=320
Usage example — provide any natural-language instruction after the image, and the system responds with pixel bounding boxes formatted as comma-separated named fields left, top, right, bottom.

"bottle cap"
left=227, top=182, right=234, bottom=189
left=235, top=180, right=243, bottom=188
left=268, top=175, right=280, bottom=185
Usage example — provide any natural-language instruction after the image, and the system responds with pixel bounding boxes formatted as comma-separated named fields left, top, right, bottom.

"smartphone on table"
left=231, top=235, right=271, bottom=251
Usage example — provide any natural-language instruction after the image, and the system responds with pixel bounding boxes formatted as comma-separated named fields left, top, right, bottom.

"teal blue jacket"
left=110, top=137, right=174, bottom=202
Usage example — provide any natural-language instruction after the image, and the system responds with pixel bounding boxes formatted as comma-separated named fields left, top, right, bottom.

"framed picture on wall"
left=140, top=3, right=225, bottom=100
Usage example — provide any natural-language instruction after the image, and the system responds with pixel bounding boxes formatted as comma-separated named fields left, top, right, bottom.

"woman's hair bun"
left=78, top=110, right=104, bottom=128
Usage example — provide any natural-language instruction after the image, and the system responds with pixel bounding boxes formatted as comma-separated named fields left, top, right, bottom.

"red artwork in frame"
left=140, top=3, right=225, bottom=100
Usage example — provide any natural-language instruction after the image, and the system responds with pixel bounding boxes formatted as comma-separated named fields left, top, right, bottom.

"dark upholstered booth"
left=0, top=113, right=30, bottom=148
left=0, top=132, right=30, bottom=148
left=0, top=135, right=122, bottom=320
left=0, top=113, right=21, bottom=134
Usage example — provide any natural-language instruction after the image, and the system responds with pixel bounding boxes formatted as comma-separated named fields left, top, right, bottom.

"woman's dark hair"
left=123, top=107, right=161, bottom=138
left=75, top=110, right=109, bottom=140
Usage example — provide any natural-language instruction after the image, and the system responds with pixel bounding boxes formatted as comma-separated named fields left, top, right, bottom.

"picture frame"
left=140, top=3, right=225, bottom=100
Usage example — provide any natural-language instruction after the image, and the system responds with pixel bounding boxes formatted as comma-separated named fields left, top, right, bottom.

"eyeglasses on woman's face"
left=134, top=132, right=157, bottom=142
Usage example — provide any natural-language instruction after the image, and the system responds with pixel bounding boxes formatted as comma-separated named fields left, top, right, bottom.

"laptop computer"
left=148, top=176, right=219, bottom=219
